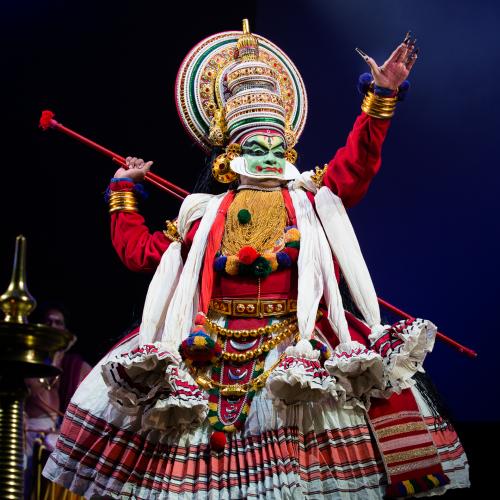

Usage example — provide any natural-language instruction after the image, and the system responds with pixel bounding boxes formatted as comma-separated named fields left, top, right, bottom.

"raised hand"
left=113, top=157, right=153, bottom=181
left=356, top=32, right=418, bottom=91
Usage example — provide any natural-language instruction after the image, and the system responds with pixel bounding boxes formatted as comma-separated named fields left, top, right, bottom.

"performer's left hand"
left=356, top=32, right=418, bottom=90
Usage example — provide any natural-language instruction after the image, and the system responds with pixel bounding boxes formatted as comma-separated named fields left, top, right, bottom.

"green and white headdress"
left=175, top=20, right=308, bottom=153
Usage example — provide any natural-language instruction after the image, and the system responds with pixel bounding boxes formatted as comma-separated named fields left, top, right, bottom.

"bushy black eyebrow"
left=243, top=139, right=284, bottom=149
left=242, top=140, right=264, bottom=148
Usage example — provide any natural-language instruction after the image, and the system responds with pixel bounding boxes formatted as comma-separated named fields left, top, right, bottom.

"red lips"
left=256, top=166, right=283, bottom=173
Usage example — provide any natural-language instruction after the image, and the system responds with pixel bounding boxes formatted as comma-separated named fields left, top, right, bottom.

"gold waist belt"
left=209, top=298, right=297, bottom=317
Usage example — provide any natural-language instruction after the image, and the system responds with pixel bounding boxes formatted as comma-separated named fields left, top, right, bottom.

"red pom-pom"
left=238, top=246, right=259, bottom=265
left=194, top=313, right=206, bottom=326
left=283, top=246, right=299, bottom=262
left=39, top=110, right=55, bottom=130
left=210, top=431, right=226, bottom=452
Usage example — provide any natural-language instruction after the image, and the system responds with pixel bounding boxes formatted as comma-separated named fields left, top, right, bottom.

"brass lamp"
left=0, top=236, right=74, bottom=499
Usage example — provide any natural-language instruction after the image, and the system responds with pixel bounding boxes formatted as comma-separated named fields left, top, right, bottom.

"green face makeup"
left=241, top=134, right=286, bottom=178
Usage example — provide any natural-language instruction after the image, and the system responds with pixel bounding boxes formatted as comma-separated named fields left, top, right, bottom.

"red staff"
left=39, top=110, right=477, bottom=358
left=39, top=110, right=189, bottom=201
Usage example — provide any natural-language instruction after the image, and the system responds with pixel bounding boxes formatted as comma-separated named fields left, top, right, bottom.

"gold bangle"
left=108, top=190, right=138, bottom=213
left=109, top=192, right=136, bottom=198
left=109, top=206, right=138, bottom=213
left=361, top=89, right=397, bottom=119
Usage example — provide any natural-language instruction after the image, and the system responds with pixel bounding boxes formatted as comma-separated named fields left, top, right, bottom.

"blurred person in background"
left=24, top=302, right=91, bottom=499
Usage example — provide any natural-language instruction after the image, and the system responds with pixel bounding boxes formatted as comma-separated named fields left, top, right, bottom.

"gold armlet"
left=361, top=89, right=398, bottom=119
left=311, top=164, right=328, bottom=188
left=108, top=190, right=138, bottom=214
left=163, top=219, right=182, bottom=242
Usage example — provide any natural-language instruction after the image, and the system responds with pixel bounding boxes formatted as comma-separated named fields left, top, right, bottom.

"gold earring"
left=284, top=148, right=298, bottom=165
left=211, top=143, right=241, bottom=183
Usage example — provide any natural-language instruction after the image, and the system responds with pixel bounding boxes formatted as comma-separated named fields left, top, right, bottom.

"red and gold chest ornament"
left=214, top=188, right=300, bottom=278
left=214, top=225, right=300, bottom=278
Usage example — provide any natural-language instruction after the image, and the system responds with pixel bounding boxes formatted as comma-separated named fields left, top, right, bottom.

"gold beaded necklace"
left=221, top=189, right=287, bottom=256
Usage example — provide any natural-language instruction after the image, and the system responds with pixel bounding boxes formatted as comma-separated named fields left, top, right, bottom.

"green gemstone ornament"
left=237, top=209, right=251, bottom=224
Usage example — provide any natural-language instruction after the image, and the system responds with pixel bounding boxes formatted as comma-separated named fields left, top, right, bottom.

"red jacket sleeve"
left=323, top=112, right=391, bottom=208
left=108, top=180, right=201, bottom=272
left=111, top=210, right=171, bottom=273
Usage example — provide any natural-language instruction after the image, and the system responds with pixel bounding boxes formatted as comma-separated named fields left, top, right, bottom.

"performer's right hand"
left=113, top=157, right=153, bottom=182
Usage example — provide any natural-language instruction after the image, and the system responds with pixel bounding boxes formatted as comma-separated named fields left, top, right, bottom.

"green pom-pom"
left=252, top=256, right=272, bottom=278
left=237, top=209, right=251, bottom=224
left=285, top=240, right=300, bottom=249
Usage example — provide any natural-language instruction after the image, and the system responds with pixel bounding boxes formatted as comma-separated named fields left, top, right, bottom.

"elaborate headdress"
left=175, top=20, right=308, bottom=181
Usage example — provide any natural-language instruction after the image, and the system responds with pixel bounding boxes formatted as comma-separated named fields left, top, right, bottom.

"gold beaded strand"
left=205, top=315, right=296, bottom=338
left=220, top=322, right=298, bottom=363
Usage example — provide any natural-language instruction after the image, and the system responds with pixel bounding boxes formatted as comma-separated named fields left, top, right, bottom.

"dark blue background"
left=258, top=0, right=500, bottom=423
left=1, top=0, right=498, bottom=429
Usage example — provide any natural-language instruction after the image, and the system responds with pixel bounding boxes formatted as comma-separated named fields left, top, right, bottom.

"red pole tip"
left=39, top=110, right=55, bottom=130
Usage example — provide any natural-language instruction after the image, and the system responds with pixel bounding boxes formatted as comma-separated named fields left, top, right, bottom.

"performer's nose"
left=265, top=154, right=277, bottom=165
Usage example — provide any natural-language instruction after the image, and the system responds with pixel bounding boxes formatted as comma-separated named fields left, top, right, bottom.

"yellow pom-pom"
left=225, top=255, right=240, bottom=276
left=264, top=252, right=278, bottom=272
left=285, top=228, right=301, bottom=243
left=193, top=335, right=207, bottom=347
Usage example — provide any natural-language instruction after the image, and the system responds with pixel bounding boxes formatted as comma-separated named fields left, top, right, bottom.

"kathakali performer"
left=43, top=20, right=469, bottom=499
